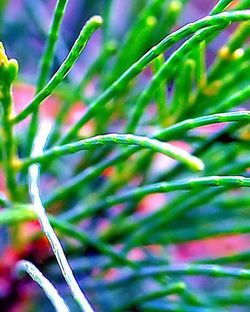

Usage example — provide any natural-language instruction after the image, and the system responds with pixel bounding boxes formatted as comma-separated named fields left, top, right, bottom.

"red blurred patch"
left=64, top=101, right=94, bottom=137
left=137, top=193, right=166, bottom=215
left=0, top=169, right=7, bottom=195
left=128, top=247, right=145, bottom=261
left=103, top=268, right=119, bottom=281
left=194, top=123, right=227, bottom=136
left=12, top=83, right=94, bottom=137
left=102, top=166, right=116, bottom=178
left=13, top=83, right=61, bottom=123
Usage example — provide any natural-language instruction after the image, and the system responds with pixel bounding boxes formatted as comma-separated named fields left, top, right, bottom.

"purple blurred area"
left=1, top=0, right=228, bottom=84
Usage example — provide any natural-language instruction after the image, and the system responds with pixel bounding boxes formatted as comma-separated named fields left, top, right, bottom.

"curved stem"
left=108, top=264, right=250, bottom=288
left=16, top=260, right=70, bottom=312
left=66, top=176, right=250, bottom=222
left=21, top=133, right=204, bottom=172
left=12, top=15, right=103, bottom=124
left=210, top=0, right=234, bottom=14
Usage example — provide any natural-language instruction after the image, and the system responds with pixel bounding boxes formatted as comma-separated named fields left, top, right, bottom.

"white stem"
left=29, top=120, right=94, bottom=312
left=16, top=260, right=70, bottom=312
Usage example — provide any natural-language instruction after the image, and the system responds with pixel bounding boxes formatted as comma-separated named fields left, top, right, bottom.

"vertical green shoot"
left=0, top=43, right=20, bottom=200
left=26, top=0, right=69, bottom=155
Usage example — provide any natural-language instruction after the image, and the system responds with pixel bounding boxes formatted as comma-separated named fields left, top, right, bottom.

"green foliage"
left=0, top=0, right=250, bottom=311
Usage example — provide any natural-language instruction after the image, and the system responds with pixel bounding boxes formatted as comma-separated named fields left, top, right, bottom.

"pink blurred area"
left=172, top=235, right=250, bottom=262
left=12, top=83, right=94, bottom=137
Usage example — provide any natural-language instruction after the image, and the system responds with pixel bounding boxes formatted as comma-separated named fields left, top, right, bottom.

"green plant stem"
left=16, top=260, right=70, bottom=312
left=21, top=133, right=204, bottom=172
left=43, top=111, right=250, bottom=206
left=78, top=40, right=117, bottom=96
left=53, top=10, right=250, bottom=144
left=26, top=0, right=69, bottom=155
left=151, top=54, right=168, bottom=125
left=102, top=0, right=113, bottom=42
left=127, top=0, right=236, bottom=133
left=236, top=0, right=250, bottom=10
left=206, top=84, right=250, bottom=114
left=192, top=59, right=250, bottom=113
left=106, top=0, right=164, bottom=84
left=116, top=282, right=186, bottom=311
left=207, top=20, right=250, bottom=83
left=45, top=41, right=117, bottom=148
left=0, top=44, right=19, bottom=200
left=169, top=58, right=195, bottom=120
left=36, top=0, right=69, bottom=91
left=126, top=25, right=223, bottom=133
left=12, top=15, right=103, bottom=125
left=217, top=193, right=250, bottom=209
left=208, top=289, right=250, bottom=306
left=0, top=206, right=35, bottom=224
left=0, top=84, right=19, bottom=199
left=120, top=159, right=250, bottom=250
left=50, top=216, right=136, bottom=269
left=210, top=0, right=234, bottom=14
left=102, top=145, right=240, bottom=242
left=191, top=41, right=206, bottom=88
left=66, top=176, right=250, bottom=222
left=108, top=264, right=250, bottom=288
left=150, top=218, right=250, bottom=246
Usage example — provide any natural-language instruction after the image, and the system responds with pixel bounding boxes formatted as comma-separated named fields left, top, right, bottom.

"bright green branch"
left=26, top=0, right=69, bottom=155
left=66, top=176, right=250, bottom=222
left=109, top=264, right=250, bottom=288
left=0, top=43, right=20, bottom=200
left=210, top=0, right=234, bottom=14
left=21, top=133, right=204, bottom=172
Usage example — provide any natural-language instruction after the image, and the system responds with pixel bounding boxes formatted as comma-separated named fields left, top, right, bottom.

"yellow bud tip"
left=6, top=59, right=19, bottom=82
left=169, top=0, right=182, bottom=12
left=91, top=15, right=103, bottom=26
left=146, top=16, right=157, bottom=27
left=178, top=282, right=186, bottom=291
left=232, top=48, right=244, bottom=60
left=195, top=159, right=205, bottom=172
left=218, top=46, right=230, bottom=60
left=203, top=80, right=221, bottom=96
left=0, top=44, right=8, bottom=65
